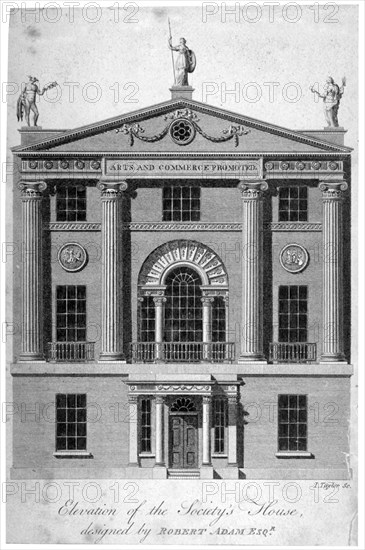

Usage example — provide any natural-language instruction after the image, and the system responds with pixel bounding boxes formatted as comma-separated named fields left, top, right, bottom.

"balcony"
left=47, top=342, right=95, bottom=362
left=130, top=342, right=236, bottom=363
left=269, top=342, right=317, bottom=363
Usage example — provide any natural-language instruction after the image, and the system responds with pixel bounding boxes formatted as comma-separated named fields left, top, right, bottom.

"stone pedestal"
left=170, top=86, right=194, bottom=100
left=18, top=181, right=47, bottom=362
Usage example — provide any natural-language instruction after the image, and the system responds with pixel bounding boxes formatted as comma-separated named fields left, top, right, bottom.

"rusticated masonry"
left=319, top=181, right=348, bottom=362
left=238, top=180, right=268, bottom=362
left=97, top=180, right=128, bottom=361
left=18, top=181, right=47, bottom=361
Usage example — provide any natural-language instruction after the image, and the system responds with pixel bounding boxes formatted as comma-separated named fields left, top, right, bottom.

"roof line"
left=12, top=97, right=352, bottom=153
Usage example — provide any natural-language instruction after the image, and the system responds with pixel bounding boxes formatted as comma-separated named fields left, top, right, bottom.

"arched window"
left=164, top=267, right=202, bottom=343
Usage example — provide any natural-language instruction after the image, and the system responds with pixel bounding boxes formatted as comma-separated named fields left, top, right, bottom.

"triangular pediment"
left=13, top=98, right=352, bottom=154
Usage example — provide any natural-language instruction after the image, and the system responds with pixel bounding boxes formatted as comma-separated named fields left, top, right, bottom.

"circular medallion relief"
left=169, top=119, right=195, bottom=145
left=280, top=244, right=309, bottom=273
left=58, top=243, right=88, bottom=272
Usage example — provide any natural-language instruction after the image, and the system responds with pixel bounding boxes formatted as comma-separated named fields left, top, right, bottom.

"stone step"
left=168, top=469, right=200, bottom=479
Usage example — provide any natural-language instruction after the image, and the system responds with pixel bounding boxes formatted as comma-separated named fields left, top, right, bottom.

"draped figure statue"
left=168, top=37, right=196, bottom=87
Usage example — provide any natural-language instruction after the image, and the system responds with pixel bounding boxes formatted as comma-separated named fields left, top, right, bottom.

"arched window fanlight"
left=171, top=397, right=196, bottom=412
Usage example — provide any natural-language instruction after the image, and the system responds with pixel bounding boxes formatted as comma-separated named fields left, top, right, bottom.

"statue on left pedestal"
left=16, top=76, right=58, bottom=126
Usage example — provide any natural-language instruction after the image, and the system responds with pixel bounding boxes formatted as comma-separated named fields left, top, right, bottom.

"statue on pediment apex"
left=168, top=19, right=196, bottom=87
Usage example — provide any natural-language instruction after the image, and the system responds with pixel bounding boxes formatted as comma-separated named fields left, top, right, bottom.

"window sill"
left=211, top=454, right=228, bottom=458
left=275, top=451, right=314, bottom=459
left=139, top=453, right=155, bottom=458
left=53, top=451, right=93, bottom=459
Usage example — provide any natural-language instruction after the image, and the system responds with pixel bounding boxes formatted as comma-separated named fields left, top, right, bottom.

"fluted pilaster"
left=97, top=180, right=127, bottom=361
left=238, top=180, right=268, bottom=362
left=155, top=396, right=165, bottom=466
left=319, top=181, right=348, bottom=362
left=227, top=394, right=239, bottom=466
left=202, top=395, right=211, bottom=465
left=18, top=181, right=47, bottom=361
left=128, top=394, right=138, bottom=466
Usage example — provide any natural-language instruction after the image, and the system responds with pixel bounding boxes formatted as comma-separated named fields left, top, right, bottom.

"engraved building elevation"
left=10, top=88, right=353, bottom=479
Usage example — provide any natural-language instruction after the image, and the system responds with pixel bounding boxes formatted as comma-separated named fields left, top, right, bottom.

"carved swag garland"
left=116, top=109, right=250, bottom=147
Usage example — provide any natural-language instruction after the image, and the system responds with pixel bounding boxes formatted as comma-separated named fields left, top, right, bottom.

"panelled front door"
left=170, top=414, right=198, bottom=469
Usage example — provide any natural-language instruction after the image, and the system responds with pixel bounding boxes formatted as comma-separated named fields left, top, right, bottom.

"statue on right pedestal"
left=310, top=76, right=346, bottom=128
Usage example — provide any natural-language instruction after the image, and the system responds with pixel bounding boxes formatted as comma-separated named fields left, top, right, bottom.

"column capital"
left=227, top=394, right=239, bottom=406
left=128, top=394, right=139, bottom=404
left=97, top=180, right=128, bottom=198
left=18, top=181, right=47, bottom=198
left=155, top=395, right=165, bottom=405
left=153, top=296, right=167, bottom=305
left=201, top=297, right=215, bottom=305
left=202, top=395, right=212, bottom=405
left=319, top=180, right=348, bottom=199
left=238, top=180, right=268, bottom=199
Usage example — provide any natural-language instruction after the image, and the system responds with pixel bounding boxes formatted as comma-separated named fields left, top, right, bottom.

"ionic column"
left=18, top=181, right=47, bottom=362
left=238, top=181, right=268, bottom=362
left=201, top=297, right=214, bottom=360
left=319, top=181, right=348, bottom=362
left=202, top=396, right=212, bottom=465
left=128, top=394, right=139, bottom=466
left=227, top=394, right=238, bottom=466
left=153, top=296, right=166, bottom=361
left=155, top=396, right=165, bottom=466
left=97, top=181, right=127, bottom=361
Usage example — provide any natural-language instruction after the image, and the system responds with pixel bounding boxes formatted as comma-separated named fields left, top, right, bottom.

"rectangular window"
left=139, top=296, right=155, bottom=342
left=278, top=285, right=307, bottom=343
left=140, top=398, right=152, bottom=453
left=56, top=286, right=86, bottom=342
left=212, top=297, right=226, bottom=342
left=278, top=394, right=307, bottom=451
left=163, top=186, right=200, bottom=222
left=279, top=186, right=307, bottom=222
left=214, top=398, right=226, bottom=453
left=56, top=393, right=87, bottom=451
left=56, top=185, right=86, bottom=222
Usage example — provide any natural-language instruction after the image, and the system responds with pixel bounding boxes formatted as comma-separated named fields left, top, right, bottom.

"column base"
left=200, top=465, right=214, bottom=479
left=98, top=353, right=126, bottom=362
left=238, top=355, right=267, bottom=364
left=320, top=354, right=347, bottom=363
left=18, top=354, right=45, bottom=362
left=153, top=466, right=167, bottom=479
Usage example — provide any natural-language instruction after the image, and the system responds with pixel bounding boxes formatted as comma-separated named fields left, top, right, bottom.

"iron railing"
left=130, top=342, right=235, bottom=363
left=48, top=342, right=95, bottom=362
left=269, top=342, right=317, bottom=363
